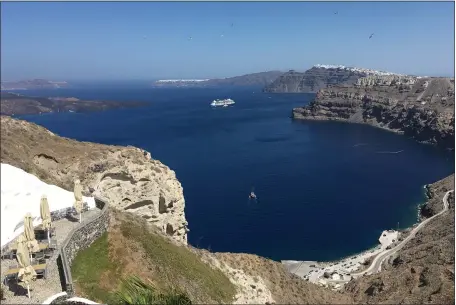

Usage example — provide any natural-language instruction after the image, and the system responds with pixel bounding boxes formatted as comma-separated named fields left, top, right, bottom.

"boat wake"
left=375, top=150, right=404, bottom=154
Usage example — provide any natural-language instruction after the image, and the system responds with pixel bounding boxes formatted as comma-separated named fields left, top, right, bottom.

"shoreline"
left=291, top=112, right=454, bottom=152
left=282, top=183, right=432, bottom=290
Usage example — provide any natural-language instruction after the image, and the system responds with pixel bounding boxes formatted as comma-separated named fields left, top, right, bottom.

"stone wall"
left=59, top=197, right=110, bottom=295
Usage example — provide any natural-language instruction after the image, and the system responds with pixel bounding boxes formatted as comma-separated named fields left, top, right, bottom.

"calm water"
left=17, top=86, right=454, bottom=261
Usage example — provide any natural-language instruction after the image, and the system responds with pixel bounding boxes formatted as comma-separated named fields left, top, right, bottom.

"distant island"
left=153, top=71, right=284, bottom=88
left=1, top=79, right=69, bottom=90
left=0, top=92, right=148, bottom=116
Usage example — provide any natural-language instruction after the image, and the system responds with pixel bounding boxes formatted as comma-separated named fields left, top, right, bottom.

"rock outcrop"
left=0, top=115, right=188, bottom=244
left=293, top=76, right=455, bottom=149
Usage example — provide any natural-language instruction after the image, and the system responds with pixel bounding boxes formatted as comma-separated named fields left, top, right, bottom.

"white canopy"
left=1, top=163, right=96, bottom=248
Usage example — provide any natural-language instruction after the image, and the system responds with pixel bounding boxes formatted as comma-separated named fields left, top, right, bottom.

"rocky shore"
left=292, top=75, right=455, bottom=149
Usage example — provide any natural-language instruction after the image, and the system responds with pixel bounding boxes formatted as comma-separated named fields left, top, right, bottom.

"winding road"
left=352, top=190, right=454, bottom=277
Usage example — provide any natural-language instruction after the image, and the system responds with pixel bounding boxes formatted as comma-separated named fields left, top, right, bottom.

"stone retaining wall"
left=59, top=197, right=110, bottom=296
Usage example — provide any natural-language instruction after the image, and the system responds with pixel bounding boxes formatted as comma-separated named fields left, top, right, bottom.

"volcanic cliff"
left=262, top=65, right=382, bottom=93
left=0, top=115, right=189, bottom=244
left=293, top=75, right=455, bottom=149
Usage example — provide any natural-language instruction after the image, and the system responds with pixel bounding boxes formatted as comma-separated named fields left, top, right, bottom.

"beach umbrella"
left=24, top=213, right=40, bottom=260
left=40, top=195, right=52, bottom=245
left=16, top=234, right=37, bottom=298
left=74, top=179, right=83, bottom=223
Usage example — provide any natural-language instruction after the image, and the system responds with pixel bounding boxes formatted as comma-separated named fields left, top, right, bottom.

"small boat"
left=249, top=191, right=257, bottom=200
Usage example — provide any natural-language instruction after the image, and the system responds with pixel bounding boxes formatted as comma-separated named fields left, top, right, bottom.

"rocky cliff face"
left=0, top=115, right=189, bottom=244
left=263, top=66, right=367, bottom=93
left=293, top=76, right=455, bottom=149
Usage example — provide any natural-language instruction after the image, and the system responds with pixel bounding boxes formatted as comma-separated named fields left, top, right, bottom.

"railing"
left=58, top=196, right=110, bottom=296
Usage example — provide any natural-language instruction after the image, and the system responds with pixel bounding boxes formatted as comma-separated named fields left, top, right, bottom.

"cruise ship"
left=211, top=98, right=235, bottom=107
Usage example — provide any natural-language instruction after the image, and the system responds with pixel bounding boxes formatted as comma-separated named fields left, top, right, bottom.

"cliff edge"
left=0, top=115, right=189, bottom=244
left=263, top=65, right=404, bottom=93
left=293, top=75, right=455, bottom=149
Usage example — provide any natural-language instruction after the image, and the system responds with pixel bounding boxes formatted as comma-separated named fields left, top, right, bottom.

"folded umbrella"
left=74, top=179, right=83, bottom=222
left=16, top=234, right=37, bottom=298
left=40, top=195, right=52, bottom=245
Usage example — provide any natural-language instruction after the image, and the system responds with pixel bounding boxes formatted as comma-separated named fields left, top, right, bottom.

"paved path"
left=352, top=190, right=453, bottom=277
left=1, top=209, right=101, bottom=304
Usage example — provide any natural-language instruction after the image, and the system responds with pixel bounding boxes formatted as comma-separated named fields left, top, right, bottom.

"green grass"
left=70, top=232, right=119, bottom=303
left=120, top=215, right=236, bottom=303
left=70, top=212, right=236, bottom=304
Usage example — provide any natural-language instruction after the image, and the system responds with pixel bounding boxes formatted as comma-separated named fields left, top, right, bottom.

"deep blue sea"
left=16, top=85, right=454, bottom=262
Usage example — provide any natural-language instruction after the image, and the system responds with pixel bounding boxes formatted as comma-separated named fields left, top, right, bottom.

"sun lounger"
left=49, top=203, right=90, bottom=221
left=6, top=243, right=49, bottom=259
left=34, top=225, right=56, bottom=233
left=3, top=263, right=48, bottom=285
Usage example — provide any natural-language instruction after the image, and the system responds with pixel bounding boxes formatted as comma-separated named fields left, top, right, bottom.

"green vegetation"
left=120, top=216, right=236, bottom=303
left=114, top=275, right=192, bottom=305
left=70, top=212, right=236, bottom=304
left=70, top=232, right=119, bottom=303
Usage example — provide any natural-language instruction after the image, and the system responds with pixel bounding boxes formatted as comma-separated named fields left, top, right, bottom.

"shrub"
left=114, top=276, right=192, bottom=305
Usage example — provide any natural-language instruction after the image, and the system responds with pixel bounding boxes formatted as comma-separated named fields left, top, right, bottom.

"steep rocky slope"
left=209, top=252, right=353, bottom=304
left=263, top=66, right=368, bottom=93
left=293, top=76, right=455, bottom=149
left=0, top=115, right=188, bottom=244
left=344, top=175, right=455, bottom=304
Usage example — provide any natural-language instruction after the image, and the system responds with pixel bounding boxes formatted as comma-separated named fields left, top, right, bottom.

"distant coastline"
left=0, top=91, right=147, bottom=116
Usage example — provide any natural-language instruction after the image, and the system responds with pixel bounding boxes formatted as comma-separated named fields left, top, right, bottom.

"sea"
left=15, top=84, right=454, bottom=262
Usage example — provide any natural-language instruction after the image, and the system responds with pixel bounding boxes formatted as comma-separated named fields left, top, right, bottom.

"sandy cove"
left=282, top=230, right=399, bottom=290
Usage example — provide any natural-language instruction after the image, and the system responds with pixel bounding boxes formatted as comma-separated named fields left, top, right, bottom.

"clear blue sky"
left=1, top=2, right=454, bottom=80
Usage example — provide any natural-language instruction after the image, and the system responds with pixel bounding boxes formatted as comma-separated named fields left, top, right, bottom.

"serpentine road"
left=352, top=190, right=454, bottom=277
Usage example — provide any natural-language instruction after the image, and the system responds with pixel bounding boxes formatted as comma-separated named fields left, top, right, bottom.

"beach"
left=282, top=230, right=399, bottom=290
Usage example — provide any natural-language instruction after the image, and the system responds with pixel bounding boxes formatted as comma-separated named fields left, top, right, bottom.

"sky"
left=1, top=2, right=454, bottom=80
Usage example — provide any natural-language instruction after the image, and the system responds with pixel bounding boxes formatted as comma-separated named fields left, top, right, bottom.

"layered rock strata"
left=293, top=76, right=455, bottom=149
left=263, top=66, right=368, bottom=93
